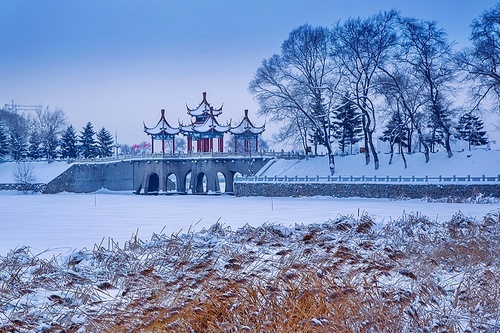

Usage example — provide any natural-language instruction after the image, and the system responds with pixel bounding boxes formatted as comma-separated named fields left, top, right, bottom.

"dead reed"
left=0, top=212, right=498, bottom=332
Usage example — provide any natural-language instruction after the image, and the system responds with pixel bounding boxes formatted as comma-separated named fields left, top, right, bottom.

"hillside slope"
left=258, top=150, right=500, bottom=178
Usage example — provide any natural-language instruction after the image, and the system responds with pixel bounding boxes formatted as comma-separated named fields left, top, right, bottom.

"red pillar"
left=234, top=137, right=238, bottom=153
left=162, top=138, right=165, bottom=154
left=219, top=137, right=223, bottom=152
left=209, top=138, right=213, bottom=152
left=172, top=138, right=175, bottom=154
left=244, top=139, right=249, bottom=153
left=197, top=140, right=201, bottom=152
left=151, top=137, right=154, bottom=154
left=255, top=136, right=258, bottom=152
left=187, top=137, right=192, bottom=153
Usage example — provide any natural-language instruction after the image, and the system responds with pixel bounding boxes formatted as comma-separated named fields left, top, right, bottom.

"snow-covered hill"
left=258, top=150, right=500, bottom=178
left=0, top=161, right=71, bottom=184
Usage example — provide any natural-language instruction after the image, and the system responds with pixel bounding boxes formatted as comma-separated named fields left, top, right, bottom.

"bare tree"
left=331, top=10, right=399, bottom=170
left=13, top=161, right=36, bottom=194
left=249, top=25, right=339, bottom=175
left=456, top=3, right=500, bottom=110
left=33, top=107, right=67, bottom=160
left=377, top=66, right=430, bottom=162
left=398, top=17, right=456, bottom=158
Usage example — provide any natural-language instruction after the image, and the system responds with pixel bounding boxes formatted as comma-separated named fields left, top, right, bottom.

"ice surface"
left=0, top=193, right=497, bottom=256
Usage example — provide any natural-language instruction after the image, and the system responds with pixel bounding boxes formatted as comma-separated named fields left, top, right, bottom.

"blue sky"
left=0, top=0, right=498, bottom=146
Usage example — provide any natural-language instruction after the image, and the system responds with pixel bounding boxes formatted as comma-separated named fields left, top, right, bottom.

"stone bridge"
left=45, top=155, right=271, bottom=195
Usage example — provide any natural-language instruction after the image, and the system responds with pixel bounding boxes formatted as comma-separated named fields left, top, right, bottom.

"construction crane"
left=3, top=100, right=43, bottom=113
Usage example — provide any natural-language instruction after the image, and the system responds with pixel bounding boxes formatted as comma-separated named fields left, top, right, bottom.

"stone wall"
left=234, top=182, right=500, bottom=199
left=44, top=162, right=135, bottom=194
left=0, top=183, right=47, bottom=193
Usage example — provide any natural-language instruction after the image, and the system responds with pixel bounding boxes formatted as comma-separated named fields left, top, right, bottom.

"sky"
left=1, top=0, right=499, bottom=148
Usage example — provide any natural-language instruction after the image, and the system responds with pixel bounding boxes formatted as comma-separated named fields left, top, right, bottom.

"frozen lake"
left=1, top=191, right=498, bottom=256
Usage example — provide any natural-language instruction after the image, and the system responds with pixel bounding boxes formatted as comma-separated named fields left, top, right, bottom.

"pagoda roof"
left=144, top=109, right=180, bottom=137
left=180, top=108, right=231, bottom=135
left=186, top=92, right=223, bottom=117
left=230, top=109, right=265, bottom=136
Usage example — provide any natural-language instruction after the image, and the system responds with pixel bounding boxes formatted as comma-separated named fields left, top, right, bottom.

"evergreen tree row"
left=57, top=122, right=115, bottom=159
left=0, top=107, right=114, bottom=161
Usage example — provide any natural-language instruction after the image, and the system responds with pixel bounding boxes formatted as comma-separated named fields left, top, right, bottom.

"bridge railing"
left=71, top=151, right=288, bottom=163
left=235, top=174, right=500, bottom=183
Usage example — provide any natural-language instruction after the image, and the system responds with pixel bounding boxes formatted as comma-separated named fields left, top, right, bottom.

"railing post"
left=425, top=175, right=428, bottom=182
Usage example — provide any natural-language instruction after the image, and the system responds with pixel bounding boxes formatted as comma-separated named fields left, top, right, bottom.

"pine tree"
left=9, top=130, right=28, bottom=161
left=27, top=130, right=44, bottom=160
left=5, top=113, right=29, bottom=161
left=381, top=112, right=409, bottom=148
left=0, top=123, right=9, bottom=158
left=96, top=127, right=114, bottom=158
left=455, top=113, right=488, bottom=150
left=380, top=110, right=409, bottom=166
left=60, top=125, right=78, bottom=159
left=332, top=98, right=363, bottom=155
left=425, top=112, right=447, bottom=153
left=79, top=122, right=97, bottom=158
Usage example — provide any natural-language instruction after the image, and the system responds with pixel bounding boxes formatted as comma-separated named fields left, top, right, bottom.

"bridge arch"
left=146, top=172, right=160, bottom=193
left=195, top=172, right=208, bottom=194
left=166, top=172, right=178, bottom=193
left=217, top=171, right=226, bottom=193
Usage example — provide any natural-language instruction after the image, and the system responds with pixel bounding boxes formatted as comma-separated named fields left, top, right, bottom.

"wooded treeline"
left=250, top=5, right=498, bottom=174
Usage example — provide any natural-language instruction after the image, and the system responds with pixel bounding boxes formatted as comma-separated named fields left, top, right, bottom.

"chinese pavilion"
left=143, top=92, right=265, bottom=154
left=143, top=109, right=179, bottom=154
left=230, top=109, right=265, bottom=153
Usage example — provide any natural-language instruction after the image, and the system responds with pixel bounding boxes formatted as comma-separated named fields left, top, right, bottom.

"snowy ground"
left=257, top=149, right=500, bottom=178
left=1, top=191, right=498, bottom=257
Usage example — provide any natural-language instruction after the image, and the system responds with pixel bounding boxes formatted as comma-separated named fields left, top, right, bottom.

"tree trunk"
left=444, top=130, right=453, bottom=158
left=367, top=129, right=379, bottom=170
left=399, top=142, right=407, bottom=169
left=388, top=142, right=394, bottom=165
left=366, top=130, right=380, bottom=170
left=416, top=128, right=430, bottom=163
left=362, top=115, right=370, bottom=165
left=326, top=141, right=336, bottom=175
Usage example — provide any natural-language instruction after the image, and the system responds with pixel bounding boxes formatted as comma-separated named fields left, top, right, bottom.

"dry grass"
left=1, top=212, right=499, bottom=332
